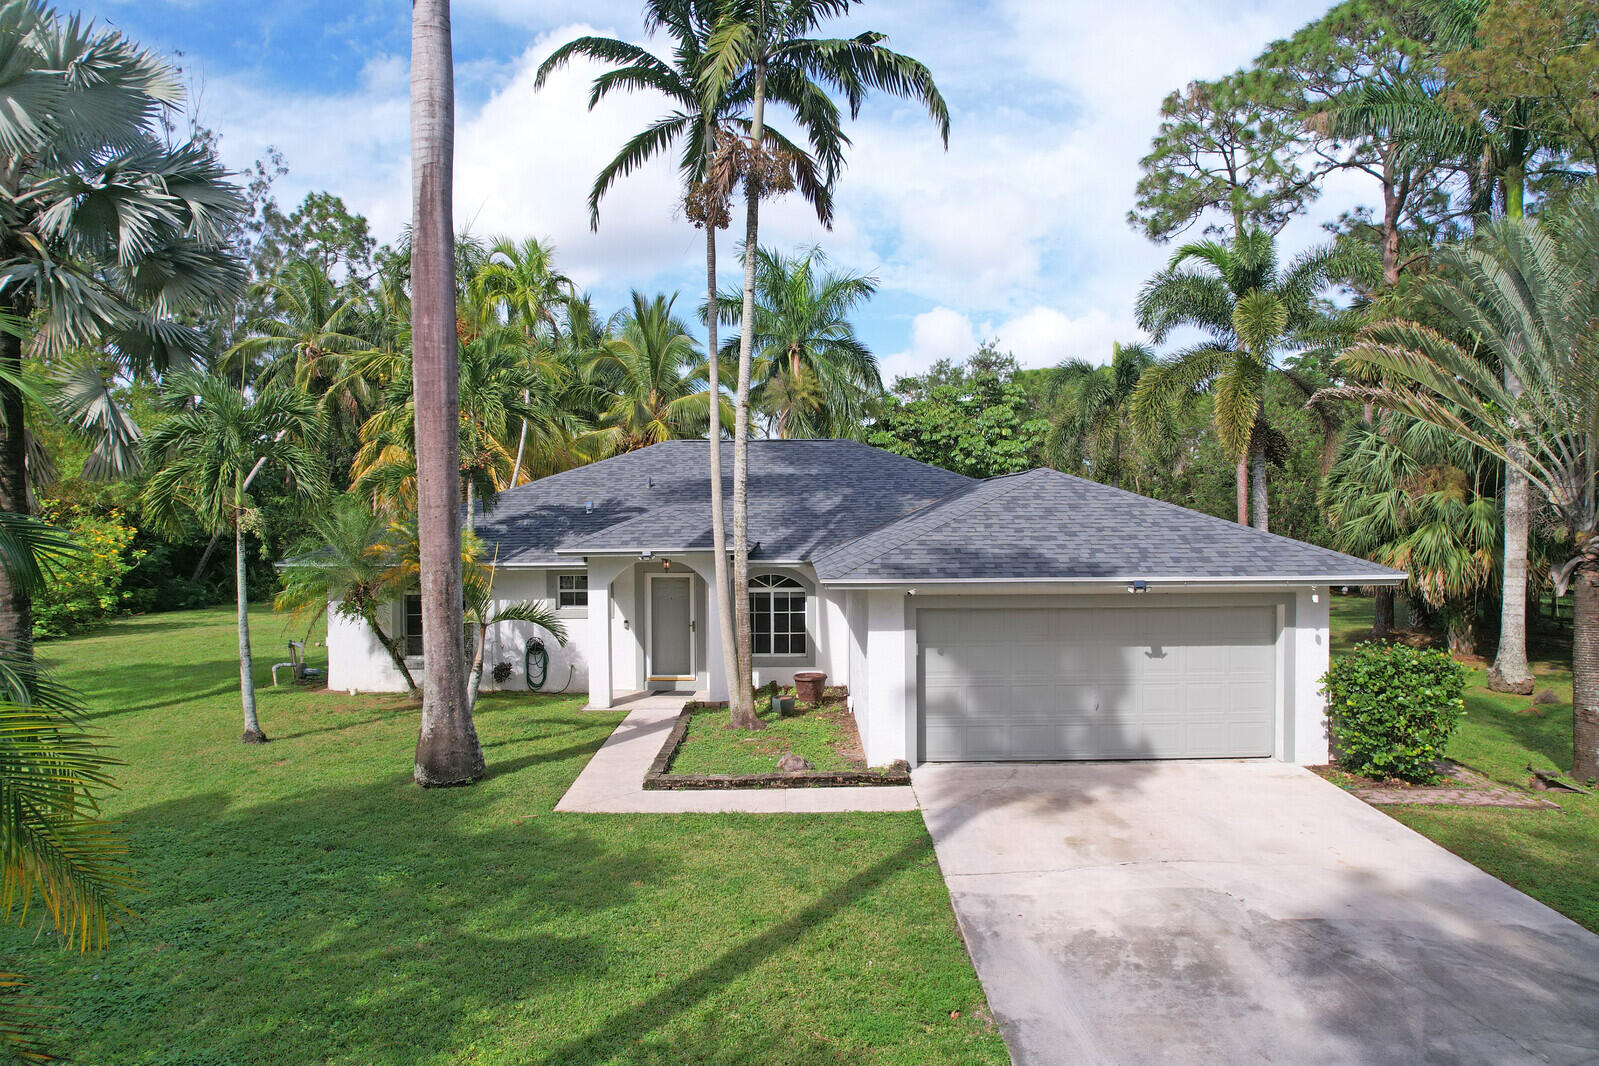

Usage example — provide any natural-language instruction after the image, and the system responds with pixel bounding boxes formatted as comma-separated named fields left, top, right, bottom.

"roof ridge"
left=1026, top=466, right=1380, bottom=564
left=814, top=473, right=1038, bottom=579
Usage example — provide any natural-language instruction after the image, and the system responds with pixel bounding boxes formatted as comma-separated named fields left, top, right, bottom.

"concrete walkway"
left=554, top=693, right=918, bottom=813
left=915, top=760, right=1599, bottom=1066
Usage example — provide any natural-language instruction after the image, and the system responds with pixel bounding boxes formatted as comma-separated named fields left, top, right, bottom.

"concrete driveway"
left=915, top=761, right=1599, bottom=1066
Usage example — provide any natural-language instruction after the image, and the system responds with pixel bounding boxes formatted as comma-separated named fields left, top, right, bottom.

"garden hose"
left=525, top=637, right=550, bottom=690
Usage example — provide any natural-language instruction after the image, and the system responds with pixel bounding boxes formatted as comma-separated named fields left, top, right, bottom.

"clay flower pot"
left=794, top=671, right=826, bottom=704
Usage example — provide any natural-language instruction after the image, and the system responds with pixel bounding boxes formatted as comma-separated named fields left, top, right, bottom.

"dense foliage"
left=32, top=504, right=142, bottom=638
left=1323, top=641, right=1468, bottom=782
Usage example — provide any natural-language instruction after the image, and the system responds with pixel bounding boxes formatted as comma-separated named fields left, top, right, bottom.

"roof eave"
left=817, top=573, right=1408, bottom=589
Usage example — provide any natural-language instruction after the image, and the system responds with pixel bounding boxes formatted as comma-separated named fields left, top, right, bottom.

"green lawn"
left=12, top=606, right=1006, bottom=1066
left=1329, top=594, right=1599, bottom=933
left=670, top=693, right=868, bottom=775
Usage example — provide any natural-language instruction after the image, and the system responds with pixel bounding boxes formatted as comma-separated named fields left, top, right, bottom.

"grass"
left=11, top=606, right=1007, bottom=1066
left=1328, top=594, right=1599, bottom=933
left=669, top=692, right=868, bottom=776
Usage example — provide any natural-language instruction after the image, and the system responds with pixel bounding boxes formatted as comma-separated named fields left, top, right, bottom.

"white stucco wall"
left=479, top=569, right=591, bottom=695
left=326, top=602, right=413, bottom=693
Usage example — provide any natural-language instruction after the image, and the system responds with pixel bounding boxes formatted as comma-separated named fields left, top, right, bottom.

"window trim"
left=748, top=572, right=810, bottom=661
left=555, top=570, right=589, bottom=616
left=402, top=593, right=424, bottom=660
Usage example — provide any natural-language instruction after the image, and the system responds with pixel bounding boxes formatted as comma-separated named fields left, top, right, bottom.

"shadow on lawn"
left=95, top=763, right=659, bottom=1062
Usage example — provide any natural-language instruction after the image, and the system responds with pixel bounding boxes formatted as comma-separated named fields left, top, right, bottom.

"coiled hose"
left=525, top=637, right=549, bottom=690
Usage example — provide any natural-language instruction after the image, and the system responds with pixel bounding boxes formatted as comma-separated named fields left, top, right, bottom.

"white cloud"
left=191, top=1, right=1396, bottom=367
left=884, top=303, right=1127, bottom=383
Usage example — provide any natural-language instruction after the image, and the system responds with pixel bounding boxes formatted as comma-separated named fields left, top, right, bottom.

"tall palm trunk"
left=1234, top=455, right=1249, bottom=525
left=0, top=322, right=31, bottom=654
left=236, top=510, right=265, bottom=743
left=1490, top=174, right=1535, bottom=693
left=1573, top=567, right=1599, bottom=783
left=1249, top=447, right=1268, bottom=532
left=410, top=0, right=483, bottom=786
left=727, top=59, right=767, bottom=731
left=706, top=205, right=742, bottom=724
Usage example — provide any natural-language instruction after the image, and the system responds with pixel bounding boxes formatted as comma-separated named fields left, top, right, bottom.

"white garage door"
left=919, top=604, right=1277, bottom=761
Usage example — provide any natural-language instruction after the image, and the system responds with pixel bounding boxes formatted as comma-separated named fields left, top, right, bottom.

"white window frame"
left=556, top=571, right=589, bottom=614
left=749, top=573, right=809, bottom=660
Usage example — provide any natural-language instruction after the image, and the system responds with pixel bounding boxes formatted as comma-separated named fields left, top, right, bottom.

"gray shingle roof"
left=810, top=467, right=1404, bottom=584
left=473, top=439, right=973, bottom=566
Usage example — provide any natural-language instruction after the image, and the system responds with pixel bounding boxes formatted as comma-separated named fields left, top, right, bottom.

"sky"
left=88, top=0, right=1372, bottom=382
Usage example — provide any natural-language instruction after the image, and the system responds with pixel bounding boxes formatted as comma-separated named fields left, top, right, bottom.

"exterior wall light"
left=662, top=558, right=672, bottom=571
left=1127, top=580, right=1149, bottom=594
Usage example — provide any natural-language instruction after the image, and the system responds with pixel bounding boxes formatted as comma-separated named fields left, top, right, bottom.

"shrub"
left=1322, top=642, right=1467, bottom=783
left=34, top=504, right=145, bottom=638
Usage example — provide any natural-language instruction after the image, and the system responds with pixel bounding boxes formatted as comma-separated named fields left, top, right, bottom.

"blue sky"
left=90, top=0, right=1367, bottom=380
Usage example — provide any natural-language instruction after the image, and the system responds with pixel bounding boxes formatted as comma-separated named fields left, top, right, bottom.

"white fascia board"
left=817, top=573, right=1408, bottom=591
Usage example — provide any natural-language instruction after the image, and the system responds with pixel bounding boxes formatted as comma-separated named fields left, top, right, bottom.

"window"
left=749, top=574, right=806, bottom=656
left=558, top=572, right=588, bottom=609
left=403, top=594, right=423, bottom=658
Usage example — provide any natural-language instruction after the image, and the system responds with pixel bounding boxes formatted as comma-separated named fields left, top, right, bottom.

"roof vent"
left=584, top=499, right=594, bottom=515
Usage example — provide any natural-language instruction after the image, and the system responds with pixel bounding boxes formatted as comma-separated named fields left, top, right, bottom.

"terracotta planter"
left=794, top=671, right=827, bottom=704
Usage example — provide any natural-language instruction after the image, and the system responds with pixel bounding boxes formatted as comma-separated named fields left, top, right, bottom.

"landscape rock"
left=778, top=752, right=814, bottom=773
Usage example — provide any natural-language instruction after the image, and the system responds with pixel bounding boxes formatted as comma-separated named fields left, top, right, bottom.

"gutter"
left=816, top=573, right=1408, bottom=591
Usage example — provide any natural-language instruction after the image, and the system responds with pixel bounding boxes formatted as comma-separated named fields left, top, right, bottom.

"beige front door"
left=648, top=575, right=694, bottom=681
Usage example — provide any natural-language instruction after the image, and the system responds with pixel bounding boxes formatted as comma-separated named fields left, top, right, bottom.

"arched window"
left=750, top=574, right=806, bottom=656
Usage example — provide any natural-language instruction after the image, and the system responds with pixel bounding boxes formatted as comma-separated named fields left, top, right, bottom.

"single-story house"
left=326, top=439, right=1402, bottom=767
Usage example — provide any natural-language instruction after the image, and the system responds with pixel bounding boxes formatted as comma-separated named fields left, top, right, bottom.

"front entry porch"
left=584, top=553, right=725, bottom=710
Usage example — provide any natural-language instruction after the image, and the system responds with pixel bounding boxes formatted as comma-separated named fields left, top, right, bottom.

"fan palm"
left=711, top=246, right=880, bottom=438
left=536, top=0, right=848, bottom=729
left=1132, top=228, right=1358, bottom=530
left=275, top=497, right=417, bottom=692
left=1322, top=416, right=1501, bottom=652
left=1045, top=342, right=1156, bottom=487
left=0, top=1, right=246, bottom=651
left=700, top=0, right=949, bottom=722
left=1328, top=203, right=1599, bottom=779
left=0, top=510, right=132, bottom=1061
left=582, top=291, right=727, bottom=456
left=142, top=372, right=326, bottom=743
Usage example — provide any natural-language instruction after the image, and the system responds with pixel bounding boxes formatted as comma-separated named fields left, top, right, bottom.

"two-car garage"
left=917, top=601, right=1279, bottom=762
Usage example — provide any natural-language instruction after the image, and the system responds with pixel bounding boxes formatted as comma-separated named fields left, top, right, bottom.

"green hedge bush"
left=34, top=504, right=144, bottom=639
left=1322, top=642, right=1467, bottom=783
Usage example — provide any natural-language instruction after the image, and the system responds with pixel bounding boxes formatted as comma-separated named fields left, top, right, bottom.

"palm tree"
left=351, top=312, right=559, bottom=516
left=143, top=373, right=325, bottom=743
left=1132, top=228, right=1357, bottom=530
left=536, top=0, right=843, bottom=730
left=701, top=0, right=950, bottom=723
left=711, top=246, right=880, bottom=438
left=275, top=497, right=418, bottom=691
left=1045, top=342, right=1156, bottom=487
left=582, top=292, right=728, bottom=455
left=1322, top=417, right=1501, bottom=651
left=410, top=0, right=480, bottom=787
left=470, top=237, right=575, bottom=486
left=1329, top=203, right=1599, bottom=779
left=0, top=511, right=132, bottom=1060
left=462, top=557, right=566, bottom=714
left=0, top=2, right=245, bottom=651
left=228, top=258, right=377, bottom=431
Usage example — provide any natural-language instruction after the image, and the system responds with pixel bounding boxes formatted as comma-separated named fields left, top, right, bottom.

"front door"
left=649, top=575, right=694, bottom=682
